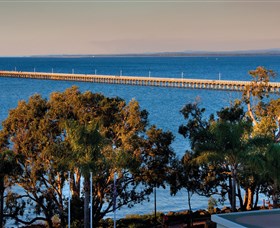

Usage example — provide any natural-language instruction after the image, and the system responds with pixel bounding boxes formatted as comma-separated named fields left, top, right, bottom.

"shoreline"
left=2, top=51, right=280, bottom=58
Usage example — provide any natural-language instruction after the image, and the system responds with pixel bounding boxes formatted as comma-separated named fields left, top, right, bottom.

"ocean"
left=0, top=56, right=280, bottom=220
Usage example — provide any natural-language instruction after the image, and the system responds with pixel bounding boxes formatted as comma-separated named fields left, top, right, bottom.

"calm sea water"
left=0, top=56, right=280, bottom=220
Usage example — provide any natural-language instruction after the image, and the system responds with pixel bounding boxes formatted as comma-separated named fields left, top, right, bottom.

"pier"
left=0, top=70, right=280, bottom=92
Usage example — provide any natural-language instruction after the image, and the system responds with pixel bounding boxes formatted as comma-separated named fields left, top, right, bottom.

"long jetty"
left=1, top=70, right=280, bottom=92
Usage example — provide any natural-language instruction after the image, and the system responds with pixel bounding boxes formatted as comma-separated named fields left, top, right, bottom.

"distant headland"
left=10, top=48, right=280, bottom=58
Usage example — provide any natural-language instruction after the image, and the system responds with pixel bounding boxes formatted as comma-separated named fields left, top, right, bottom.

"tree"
left=1, top=94, right=70, bottom=227
left=242, top=66, right=276, bottom=127
left=175, top=67, right=280, bottom=211
left=242, top=66, right=280, bottom=206
left=249, top=142, right=280, bottom=208
left=263, top=144, right=280, bottom=208
left=209, top=102, right=253, bottom=210
left=0, top=150, right=21, bottom=227
left=169, top=151, right=202, bottom=223
left=178, top=100, right=253, bottom=211
left=65, top=120, right=104, bottom=227
left=171, top=101, right=222, bottom=213
left=0, top=86, right=175, bottom=227
left=137, top=126, right=176, bottom=225
left=138, top=125, right=175, bottom=189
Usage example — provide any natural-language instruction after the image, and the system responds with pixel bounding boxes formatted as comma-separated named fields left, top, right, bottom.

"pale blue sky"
left=0, top=1, right=279, bottom=56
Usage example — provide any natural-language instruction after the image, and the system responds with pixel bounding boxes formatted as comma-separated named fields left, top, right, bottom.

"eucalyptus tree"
left=138, top=125, right=175, bottom=190
left=1, top=94, right=71, bottom=227
left=51, top=88, right=175, bottom=226
left=242, top=66, right=280, bottom=207
left=211, top=102, right=253, bottom=210
left=242, top=66, right=277, bottom=129
left=248, top=141, right=280, bottom=209
left=65, top=120, right=104, bottom=227
left=242, top=66, right=280, bottom=141
left=179, top=100, right=253, bottom=210
left=169, top=151, right=204, bottom=212
left=0, top=150, right=21, bottom=227
left=175, top=67, right=280, bottom=211
left=1, top=86, right=175, bottom=227
left=262, top=144, right=280, bottom=208
left=138, top=125, right=176, bottom=224
left=171, top=102, right=226, bottom=210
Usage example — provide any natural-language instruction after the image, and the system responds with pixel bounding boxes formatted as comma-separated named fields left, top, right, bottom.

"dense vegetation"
left=0, top=67, right=280, bottom=227
left=0, top=86, right=175, bottom=227
left=170, top=66, right=280, bottom=212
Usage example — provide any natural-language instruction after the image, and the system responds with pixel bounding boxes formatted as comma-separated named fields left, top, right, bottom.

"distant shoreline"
left=22, top=53, right=280, bottom=58
left=2, top=49, right=280, bottom=58
left=7, top=54, right=280, bottom=58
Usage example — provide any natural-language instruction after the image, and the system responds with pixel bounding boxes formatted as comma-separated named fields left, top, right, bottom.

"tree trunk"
left=187, top=189, right=192, bottom=212
left=0, top=178, right=4, bottom=228
left=187, top=190, right=193, bottom=227
left=84, top=176, right=90, bottom=228
left=243, top=188, right=248, bottom=210
left=271, top=182, right=278, bottom=209
left=254, top=186, right=260, bottom=209
left=56, top=172, right=66, bottom=227
left=246, top=90, right=257, bottom=125
left=231, top=168, right=237, bottom=211
left=272, top=193, right=278, bottom=209
left=228, top=176, right=232, bottom=206
left=71, top=168, right=81, bottom=198
left=246, top=188, right=253, bottom=210
left=46, top=215, right=54, bottom=228
left=236, top=182, right=244, bottom=209
left=56, top=172, right=62, bottom=196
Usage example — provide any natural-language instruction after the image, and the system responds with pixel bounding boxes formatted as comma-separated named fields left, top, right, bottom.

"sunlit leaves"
left=0, top=86, right=174, bottom=226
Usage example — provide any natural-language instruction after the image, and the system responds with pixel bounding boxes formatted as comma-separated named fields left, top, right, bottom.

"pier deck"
left=0, top=71, right=280, bottom=92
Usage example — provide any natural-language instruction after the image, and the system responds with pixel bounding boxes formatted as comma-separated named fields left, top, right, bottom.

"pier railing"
left=1, top=70, right=280, bottom=92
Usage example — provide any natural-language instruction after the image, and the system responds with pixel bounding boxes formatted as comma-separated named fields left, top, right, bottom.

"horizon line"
left=1, top=48, right=280, bottom=58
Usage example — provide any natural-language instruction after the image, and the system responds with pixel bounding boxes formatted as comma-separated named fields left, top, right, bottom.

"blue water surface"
left=0, top=56, right=279, bottom=221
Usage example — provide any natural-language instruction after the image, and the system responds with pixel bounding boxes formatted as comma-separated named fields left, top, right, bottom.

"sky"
left=0, top=0, right=280, bottom=56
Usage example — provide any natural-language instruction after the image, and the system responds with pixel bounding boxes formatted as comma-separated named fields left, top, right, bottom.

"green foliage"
left=65, top=120, right=104, bottom=174
left=116, top=212, right=163, bottom=227
left=241, top=66, right=280, bottom=207
left=0, top=86, right=175, bottom=227
left=0, top=150, right=22, bottom=227
left=178, top=99, right=254, bottom=210
left=256, top=144, right=280, bottom=208
left=208, top=196, right=217, bottom=213
left=174, top=67, right=280, bottom=212
left=178, top=100, right=212, bottom=150
left=242, top=67, right=279, bottom=137
left=243, top=66, right=276, bottom=102
left=138, top=125, right=175, bottom=188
